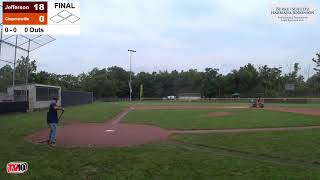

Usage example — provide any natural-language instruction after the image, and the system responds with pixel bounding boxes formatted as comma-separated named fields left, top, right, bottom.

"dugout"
left=7, top=84, right=61, bottom=111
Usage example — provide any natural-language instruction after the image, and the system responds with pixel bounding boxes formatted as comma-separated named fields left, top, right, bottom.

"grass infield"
left=123, top=109, right=320, bottom=130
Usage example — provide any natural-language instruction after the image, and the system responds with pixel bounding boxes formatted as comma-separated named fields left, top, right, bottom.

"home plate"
left=105, top=129, right=115, bottom=133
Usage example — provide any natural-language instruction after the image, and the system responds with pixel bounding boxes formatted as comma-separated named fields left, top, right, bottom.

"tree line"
left=1, top=55, right=320, bottom=98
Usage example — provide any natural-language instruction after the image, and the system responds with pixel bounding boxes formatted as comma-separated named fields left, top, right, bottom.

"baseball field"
left=1, top=101, right=320, bottom=179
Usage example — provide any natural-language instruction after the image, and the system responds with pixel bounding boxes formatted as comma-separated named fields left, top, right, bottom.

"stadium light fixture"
left=128, top=49, right=136, bottom=102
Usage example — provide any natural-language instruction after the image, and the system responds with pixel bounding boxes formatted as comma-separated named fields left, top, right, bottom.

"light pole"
left=128, top=49, right=136, bottom=102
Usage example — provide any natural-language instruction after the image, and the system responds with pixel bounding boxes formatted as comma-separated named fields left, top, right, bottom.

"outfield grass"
left=1, top=102, right=320, bottom=179
left=174, top=129, right=320, bottom=162
left=123, top=109, right=320, bottom=130
left=126, top=101, right=247, bottom=107
left=124, top=100, right=320, bottom=108
left=96, top=100, right=320, bottom=109
left=63, top=102, right=126, bottom=122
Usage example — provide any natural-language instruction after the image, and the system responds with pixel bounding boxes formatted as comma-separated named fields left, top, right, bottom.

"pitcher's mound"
left=206, top=112, right=234, bottom=117
left=26, top=123, right=170, bottom=148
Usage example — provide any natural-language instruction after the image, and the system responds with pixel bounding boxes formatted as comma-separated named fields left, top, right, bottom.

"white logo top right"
left=270, top=3, right=316, bottom=24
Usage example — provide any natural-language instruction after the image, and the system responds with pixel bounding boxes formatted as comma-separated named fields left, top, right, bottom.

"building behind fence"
left=7, top=83, right=62, bottom=111
left=0, top=84, right=93, bottom=114
left=178, top=93, right=201, bottom=100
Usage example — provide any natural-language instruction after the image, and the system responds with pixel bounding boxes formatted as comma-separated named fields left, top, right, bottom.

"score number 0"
left=34, top=3, right=46, bottom=23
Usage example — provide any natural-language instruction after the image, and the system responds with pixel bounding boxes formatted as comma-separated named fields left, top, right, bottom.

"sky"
left=2, top=0, right=320, bottom=77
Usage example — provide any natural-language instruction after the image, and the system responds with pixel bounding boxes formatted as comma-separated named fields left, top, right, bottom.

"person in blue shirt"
left=47, top=97, right=64, bottom=146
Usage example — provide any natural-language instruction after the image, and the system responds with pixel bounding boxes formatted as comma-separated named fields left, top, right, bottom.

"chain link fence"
left=61, top=90, right=94, bottom=106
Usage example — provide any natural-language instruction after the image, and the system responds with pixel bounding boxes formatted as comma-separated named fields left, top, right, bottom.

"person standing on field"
left=47, top=97, right=64, bottom=146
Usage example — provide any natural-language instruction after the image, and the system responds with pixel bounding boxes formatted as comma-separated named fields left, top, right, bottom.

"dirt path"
left=171, top=125, right=320, bottom=134
left=26, top=108, right=170, bottom=148
left=26, top=105, right=320, bottom=148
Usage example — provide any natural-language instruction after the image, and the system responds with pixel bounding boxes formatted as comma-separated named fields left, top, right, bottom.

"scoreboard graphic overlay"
left=2, top=1, right=80, bottom=35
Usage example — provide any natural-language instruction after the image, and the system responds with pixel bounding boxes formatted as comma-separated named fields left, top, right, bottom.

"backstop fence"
left=0, top=101, right=28, bottom=114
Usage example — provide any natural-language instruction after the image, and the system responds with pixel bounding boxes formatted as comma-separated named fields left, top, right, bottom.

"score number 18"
left=34, top=3, right=46, bottom=23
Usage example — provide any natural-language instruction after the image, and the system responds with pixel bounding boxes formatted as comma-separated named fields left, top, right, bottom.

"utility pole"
left=25, top=39, right=31, bottom=101
left=12, top=35, right=18, bottom=93
left=128, top=49, right=136, bottom=102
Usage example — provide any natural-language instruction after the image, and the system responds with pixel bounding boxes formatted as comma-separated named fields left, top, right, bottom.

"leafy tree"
left=307, top=74, right=320, bottom=93
left=284, top=63, right=304, bottom=84
left=0, top=65, right=12, bottom=91
left=2, top=56, right=319, bottom=98
left=200, top=68, right=220, bottom=98
left=258, top=65, right=283, bottom=96
left=0, top=56, right=37, bottom=91
left=312, top=53, right=320, bottom=73
left=135, top=72, right=155, bottom=97
left=107, top=66, right=130, bottom=97
left=237, top=64, right=259, bottom=94
left=15, top=56, right=37, bottom=84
